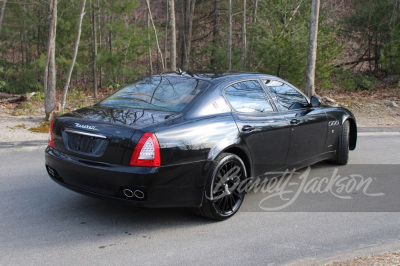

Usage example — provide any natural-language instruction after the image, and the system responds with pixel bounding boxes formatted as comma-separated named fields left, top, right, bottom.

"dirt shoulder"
left=326, top=251, right=400, bottom=266
left=320, top=85, right=400, bottom=127
left=0, top=113, right=48, bottom=147
left=288, top=241, right=400, bottom=265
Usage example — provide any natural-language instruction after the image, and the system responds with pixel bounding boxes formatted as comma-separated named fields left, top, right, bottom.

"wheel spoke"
left=228, top=195, right=234, bottom=212
left=232, top=190, right=241, bottom=199
left=222, top=196, right=228, bottom=212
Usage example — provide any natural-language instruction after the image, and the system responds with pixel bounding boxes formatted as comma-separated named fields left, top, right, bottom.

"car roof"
left=156, top=71, right=285, bottom=84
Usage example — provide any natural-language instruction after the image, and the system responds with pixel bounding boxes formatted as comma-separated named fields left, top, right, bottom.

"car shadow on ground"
left=49, top=161, right=337, bottom=227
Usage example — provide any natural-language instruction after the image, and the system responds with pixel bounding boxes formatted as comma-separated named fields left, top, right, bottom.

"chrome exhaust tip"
left=133, top=190, right=145, bottom=199
left=123, top=189, right=134, bottom=198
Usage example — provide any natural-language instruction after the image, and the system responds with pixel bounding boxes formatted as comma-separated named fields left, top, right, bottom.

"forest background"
left=0, top=0, right=399, bottom=119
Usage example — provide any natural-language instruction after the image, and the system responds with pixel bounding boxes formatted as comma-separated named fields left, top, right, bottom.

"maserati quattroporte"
left=45, top=72, right=357, bottom=220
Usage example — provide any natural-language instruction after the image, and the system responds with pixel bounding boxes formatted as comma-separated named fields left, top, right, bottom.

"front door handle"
left=242, top=125, right=255, bottom=132
left=290, top=119, right=300, bottom=125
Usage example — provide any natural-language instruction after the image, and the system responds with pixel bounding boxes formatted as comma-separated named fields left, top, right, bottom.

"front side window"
left=225, top=80, right=274, bottom=113
left=99, top=76, right=209, bottom=112
left=263, top=80, right=309, bottom=111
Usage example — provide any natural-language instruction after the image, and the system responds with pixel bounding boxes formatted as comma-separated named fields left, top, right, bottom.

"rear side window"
left=263, top=80, right=309, bottom=111
left=225, top=80, right=274, bottom=113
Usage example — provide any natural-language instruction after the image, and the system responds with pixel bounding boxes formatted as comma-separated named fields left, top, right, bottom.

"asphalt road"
left=1, top=133, right=399, bottom=265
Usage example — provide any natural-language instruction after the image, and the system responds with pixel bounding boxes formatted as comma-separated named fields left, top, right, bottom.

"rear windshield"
left=98, top=76, right=209, bottom=112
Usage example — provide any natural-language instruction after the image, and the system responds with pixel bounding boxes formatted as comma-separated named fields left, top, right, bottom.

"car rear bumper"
left=45, top=147, right=207, bottom=208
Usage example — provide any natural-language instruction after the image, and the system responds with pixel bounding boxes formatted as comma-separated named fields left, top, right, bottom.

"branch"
left=192, top=30, right=213, bottom=42
left=335, top=57, right=378, bottom=68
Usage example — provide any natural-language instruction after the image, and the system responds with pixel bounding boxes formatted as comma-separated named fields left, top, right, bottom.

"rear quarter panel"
left=151, top=113, right=241, bottom=166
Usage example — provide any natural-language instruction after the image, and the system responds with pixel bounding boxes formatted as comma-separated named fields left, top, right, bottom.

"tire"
left=196, top=153, right=247, bottom=221
left=331, top=120, right=350, bottom=165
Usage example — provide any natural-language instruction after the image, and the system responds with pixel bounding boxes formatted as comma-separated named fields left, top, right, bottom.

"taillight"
left=130, top=133, right=161, bottom=167
left=48, top=119, right=55, bottom=148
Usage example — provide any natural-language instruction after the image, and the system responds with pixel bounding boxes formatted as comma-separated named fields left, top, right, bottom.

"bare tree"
left=247, top=0, right=258, bottom=69
left=91, top=0, right=98, bottom=98
left=390, top=0, right=399, bottom=25
left=60, top=0, right=86, bottom=112
left=43, top=0, right=57, bottom=121
left=164, top=0, right=169, bottom=68
left=184, top=0, right=195, bottom=69
left=228, top=0, right=232, bottom=71
left=241, top=0, right=246, bottom=71
left=169, top=0, right=176, bottom=71
left=304, top=0, right=320, bottom=98
left=147, top=11, right=153, bottom=74
left=0, top=0, right=7, bottom=37
left=210, top=0, right=220, bottom=68
left=178, top=2, right=185, bottom=68
left=145, top=0, right=165, bottom=72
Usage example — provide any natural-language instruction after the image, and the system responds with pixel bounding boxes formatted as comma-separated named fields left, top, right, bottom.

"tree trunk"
left=304, top=0, right=320, bottom=98
left=169, top=0, right=176, bottom=71
left=97, top=0, right=102, bottom=89
left=108, top=12, right=113, bottom=52
left=147, top=11, right=153, bottom=74
left=390, top=0, right=399, bottom=25
left=44, top=0, right=57, bottom=121
left=184, top=0, right=195, bottom=69
left=240, top=0, right=246, bottom=71
left=91, top=0, right=98, bottom=98
left=247, top=0, right=257, bottom=69
left=0, top=0, right=7, bottom=36
left=145, top=0, right=165, bottom=72
left=228, top=0, right=232, bottom=71
left=178, top=1, right=185, bottom=68
left=210, top=0, right=220, bottom=67
left=60, top=0, right=86, bottom=112
left=164, top=0, right=169, bottom=69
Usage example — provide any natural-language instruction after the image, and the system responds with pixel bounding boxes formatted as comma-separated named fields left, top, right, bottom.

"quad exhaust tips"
left=123, top=188, right=145, bottom=199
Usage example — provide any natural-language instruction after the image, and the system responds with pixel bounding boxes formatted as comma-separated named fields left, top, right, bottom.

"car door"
left=262, top=79, right=328, bottom=165
left=224, top=80, right=291, bottom=177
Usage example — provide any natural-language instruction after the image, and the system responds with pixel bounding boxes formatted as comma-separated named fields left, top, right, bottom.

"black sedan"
left=45, top=72, right=357, bottom=220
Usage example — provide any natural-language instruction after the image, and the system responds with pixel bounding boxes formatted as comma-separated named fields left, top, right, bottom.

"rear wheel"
left=196, top=153, right=247, bottom=221
left=331, top=120, right=350, bottom=165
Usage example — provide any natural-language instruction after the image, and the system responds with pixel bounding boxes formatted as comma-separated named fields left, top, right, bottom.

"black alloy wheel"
left=197, top=153, right=247, bottom=220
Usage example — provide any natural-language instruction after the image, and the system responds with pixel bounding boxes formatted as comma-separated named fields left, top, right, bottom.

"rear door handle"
left=290, top=119, right=300, bottom=125
left=242, top=125, right=255, bottom=132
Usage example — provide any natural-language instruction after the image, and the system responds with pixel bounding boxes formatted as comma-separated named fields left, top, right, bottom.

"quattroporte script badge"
left=74, top=123, right=97, bottom=131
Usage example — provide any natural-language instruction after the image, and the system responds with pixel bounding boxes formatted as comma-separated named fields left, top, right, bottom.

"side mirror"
left=310, top=96, right=321, bottom=107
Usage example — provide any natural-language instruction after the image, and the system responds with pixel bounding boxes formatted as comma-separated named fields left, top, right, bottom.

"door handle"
left=242, top=125, right=255, bottom=132
left=290, top=119, right=300, bottom=125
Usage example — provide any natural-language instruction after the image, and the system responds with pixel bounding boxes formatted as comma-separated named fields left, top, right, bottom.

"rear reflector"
left=48, top=119, right=55, bottom=148
left=130, top=133, right=161, bottom=167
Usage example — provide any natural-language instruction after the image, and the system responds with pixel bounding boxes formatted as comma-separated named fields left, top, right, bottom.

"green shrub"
left=354, top=75, right=378, bottom=90
left=333, top=69, right=378, bottom=91
left=31, top=91, right=45, bottom=102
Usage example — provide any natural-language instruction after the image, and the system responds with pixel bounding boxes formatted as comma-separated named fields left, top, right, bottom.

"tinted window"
left=99, top=76, right=209, bottom=112
left=225, top=80, right=274, bottom=113
left=264, top=80, right=309, bottom=111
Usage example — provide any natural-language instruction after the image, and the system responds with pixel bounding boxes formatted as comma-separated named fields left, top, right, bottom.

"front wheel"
left=196, top=153, right=247, bottom=221
left=331, top=120, right=350, bottom=165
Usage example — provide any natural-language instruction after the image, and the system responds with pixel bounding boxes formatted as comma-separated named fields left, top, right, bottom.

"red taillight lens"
left=130, top=133, right=161, bottom=167
left=48, top=119, right=55, bottom=148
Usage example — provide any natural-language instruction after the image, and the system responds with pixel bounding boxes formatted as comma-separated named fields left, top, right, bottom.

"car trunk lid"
left=52, top=106, right=176, bottom=165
